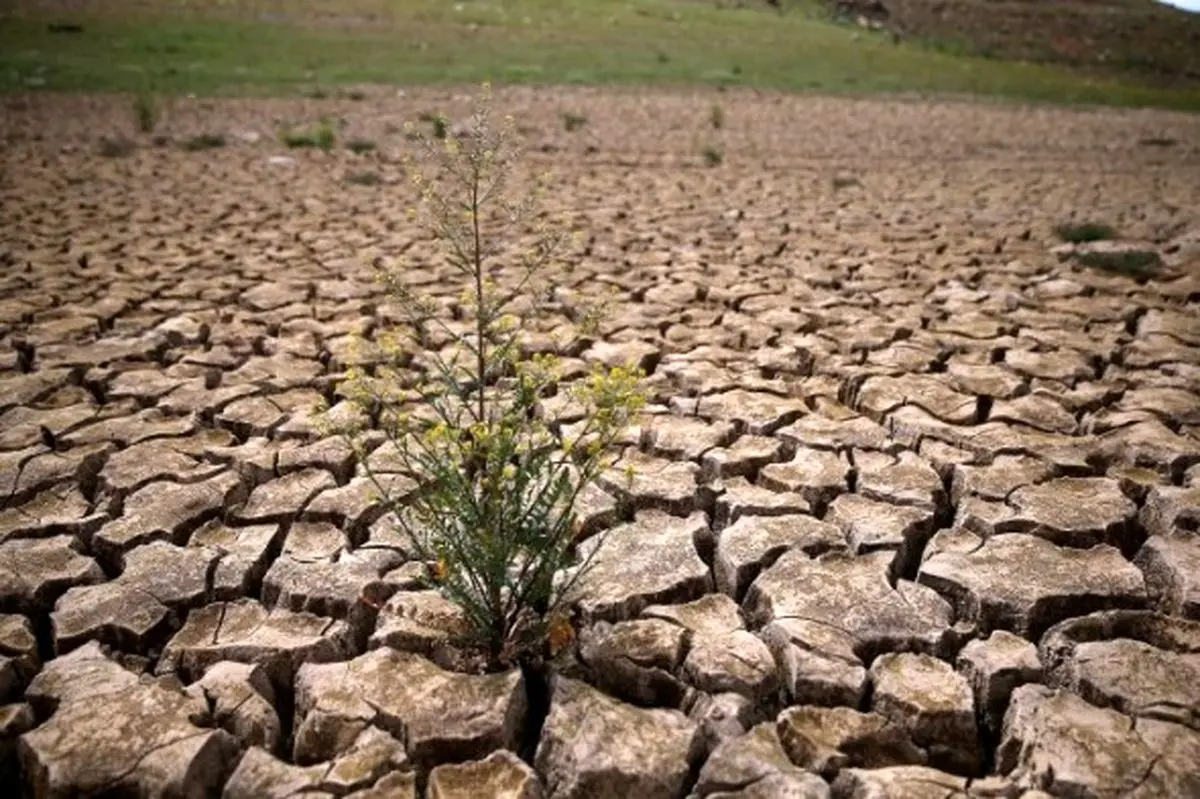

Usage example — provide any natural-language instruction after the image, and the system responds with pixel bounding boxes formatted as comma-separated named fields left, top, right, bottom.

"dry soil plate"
left=1, top=86, right=1199, bottom=798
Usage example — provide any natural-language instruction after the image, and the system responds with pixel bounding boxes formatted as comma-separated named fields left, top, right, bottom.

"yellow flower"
left=431, top=559, right=449, bottom=582
left=548, top=616, right=574, bottom=655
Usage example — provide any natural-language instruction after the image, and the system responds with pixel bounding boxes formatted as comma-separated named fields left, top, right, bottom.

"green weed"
left=1055, top=221, right=1117, bottom=244
left=327, top=85, right=647, bottom=671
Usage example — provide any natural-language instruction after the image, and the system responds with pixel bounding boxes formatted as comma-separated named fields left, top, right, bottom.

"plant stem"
left=472, top=169, right=486, bottom=427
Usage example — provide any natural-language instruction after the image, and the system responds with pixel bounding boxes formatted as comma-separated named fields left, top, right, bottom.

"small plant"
left=345, top=170, right=382, bottom=186
left=97, top=135, right=137, bottom=158
left=133, top=92, right=159, bottom=134
left=701, top=143, right=724, bottom=166
left=419, top=111, right=450, bottom=140
left=1055, top=221, right=1117, bottom=244
left=305, top=86, right=328, bottom=99
left=182, top=133, right=226, bottom=151
left=328, top=85, right=647, bottom=671
left=346, top=138, right=377, bottom=155
left=709, top=103, right=725, bottom=130
left=282, top=119, right=336, bottom=150
left=1075, top=249, right=1161, bottom=280
left=561, top=111, right=587, bottom=132
left=345, top=89, right=367, bottom=101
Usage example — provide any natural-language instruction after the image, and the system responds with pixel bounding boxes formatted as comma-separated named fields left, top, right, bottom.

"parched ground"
left=2, top=87, right=1200, bottom=798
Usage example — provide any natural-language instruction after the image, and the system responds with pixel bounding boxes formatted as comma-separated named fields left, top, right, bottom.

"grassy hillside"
left=874, top=0, right=1200, bottom=85
left=1, top=0, right=1198, bottom=110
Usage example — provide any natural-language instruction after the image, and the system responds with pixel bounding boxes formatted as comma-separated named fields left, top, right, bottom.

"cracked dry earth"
left=2, top=86, right=1200, bottom=799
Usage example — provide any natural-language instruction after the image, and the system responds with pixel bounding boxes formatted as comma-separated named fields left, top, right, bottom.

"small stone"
left=96, top=439, right=223, bottom=500
left=1141, top=485, right=1200, bottom=539
left=223, top=731, right=410, bottom=799
left=584, top=339, right=660, bottom=373
left=746, top=550, right=955, bottom=662
left=535, top=676, right=703, bottom=799
left=998, top=685, right=1200, bottom=797
left=346, top=771, right=418, bottom=799
left=990, top=393, right=1077, bottom=435
left=321, top=726, right=411, bottom=795
left=427, top=750, right=544, bottom=799
left=643, top=416, right=737, bottom=460
left=688, top=692, right=755, bottom=753
left=950, top=455, right=1056, bottom=504
left=701, top=435, right=784, bottom=481
left=824, top=493, right=935, bottom=578
left=1038, top=610, right=1200, bottom=732
left=1005, top=348, right=1094, bottom=384
left=1008, top=477, right=1138, bottom=553
left=189, top=520, right=282, bottom=600
left=830, top=766, right=990, bottom=798
left=51, top=579, right=174, bottom=656
left=1135, top=535, right=1200, bottom=620
left=870, top=652, right=983, bottom=775
left=957, top=631, right=1043, bottom=733
left=185, top=661, right=282, bottom=752
left=119, top=540, right=220, bottom=609
left=572, top=511, right=712, bottom=623
left=20, top=662, right=239, bottom=798
left=294, top=648, right=525, bottom=768
left=693, top=722, right=825, bottom=798
left=758, top=447, right=850, bottom=510
left=761, top=621, right=868, bottom=708
left=775, top=705, right=925, bottom=778
left=645, top=595, right=778, bottom=704
left=714, top=478, right=812, bottom=530
left=221, top=747, right=330, bottom=799
left=302, top=474, right=411, bottom=536
left=598, top=453, right=700, bottom=516
left=262, top=554, right=387, bottom=642
left=696, top=389, right=807, bottom=435
left=157, top=599, right=354, bottom=691
left=855, top=374, right=977, bottom=426
left=854, top=450, right=945, bottom=512
left=0, top=535, right=104, bottom=614
left=715, top=514, right=844, bottom=601
left=578, top=618, right=688, bottom=707
left=0, top=702, right=35, bottom=787
left=232, top=468, right=336, bottom=525
left=0, top=615, right=37, bottom=701
left=776, top=414, right=894, bottom=453
left=92, top=471, right=246, bottom=567
left=24, top=641, right=139, bottom=715
left=0, top=482, right=108, bottom=545
left=282, top=521, right=349, bottom=562
left=368, top=590, right=469, bottom=666
left=918, top=531, right=1146, bottom=639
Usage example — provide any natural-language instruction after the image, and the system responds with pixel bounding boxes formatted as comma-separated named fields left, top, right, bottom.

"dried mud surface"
left=2, top=87, right=1200, bottom=798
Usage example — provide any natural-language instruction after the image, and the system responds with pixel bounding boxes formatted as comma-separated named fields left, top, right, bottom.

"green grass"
left=1, top=0, right=1198, bottom=110
left=1075, top=249, right=1162, bottom=280
left=133, top=91, right=159, bottom=133
left=701, top=143, right=724, bottom=166
left=1055, top=221, right=1118, bottom=244
left=281, top=119, right=336, bottom=150
left=346, top=137, right=377, bottom=154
